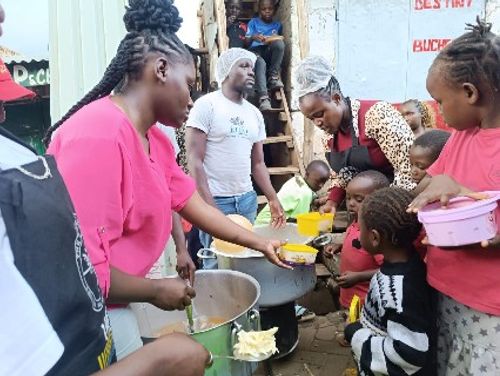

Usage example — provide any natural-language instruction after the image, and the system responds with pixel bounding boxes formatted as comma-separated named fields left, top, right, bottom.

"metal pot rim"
left=191, top=270, right=261, bottom=333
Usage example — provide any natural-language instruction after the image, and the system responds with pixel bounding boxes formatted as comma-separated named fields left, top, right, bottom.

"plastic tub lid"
left=418, top=191, right=500, bottom=223
left=282, top=244, right=318, bottom=254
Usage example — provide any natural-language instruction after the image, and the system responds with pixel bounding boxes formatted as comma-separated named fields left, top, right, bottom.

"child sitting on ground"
left=345, top=187, right=435, bottom=375
left=323, top=170, right=389, bottom=346
left=399, top=99, right=436, bottom=137
left=409, top=129, right=450, bottom=184
left=245, top=0, right=285, bottom=110
left=255, top=160, right=330, bottom=225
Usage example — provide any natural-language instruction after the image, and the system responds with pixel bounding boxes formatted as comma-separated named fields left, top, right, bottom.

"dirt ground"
left=253, top=313, right=357, bottom=376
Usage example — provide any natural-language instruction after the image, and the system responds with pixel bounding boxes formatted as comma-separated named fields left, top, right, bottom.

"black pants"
left=187, top=227, right=202, bottom=269
left=251, top=39, right=285, bottom=97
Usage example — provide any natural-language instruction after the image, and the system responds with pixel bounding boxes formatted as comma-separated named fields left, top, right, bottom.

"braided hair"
left=360, top=187, right=421, bottom=249
left=44, top=0, right=192, bottom=145
left=432, top=16, right=500, bottom=93
left=413, top=129, right=450, bottom=162
left=402, top=99, right=436, bottom=129
left=317, top=76, right=344, bottom=100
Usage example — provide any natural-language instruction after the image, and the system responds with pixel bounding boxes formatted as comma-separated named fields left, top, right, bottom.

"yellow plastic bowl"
left=296, top=212, right=334, bottom=236
left=280, top=244, right=318, bottom=265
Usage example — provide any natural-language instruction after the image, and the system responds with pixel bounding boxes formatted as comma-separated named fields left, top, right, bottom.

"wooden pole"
left=296, top=0, right=314, bottom=166
left=214, top=0, right=229, bottom=52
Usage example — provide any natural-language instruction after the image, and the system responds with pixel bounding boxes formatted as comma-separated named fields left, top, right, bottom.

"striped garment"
left=344, top=253, right=436, bottom=375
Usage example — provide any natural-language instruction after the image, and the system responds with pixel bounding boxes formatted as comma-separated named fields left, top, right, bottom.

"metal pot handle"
left=248, top=308, right=261, bottom=331
left=231, top=321, right=243, bottom=349
left=311, top=233, right=333, bottom=248
left=197, top=248, right=217, bottom=260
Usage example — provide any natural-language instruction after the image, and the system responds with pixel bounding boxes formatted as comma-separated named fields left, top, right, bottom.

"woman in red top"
left=294, top=56, right=415, bottom=214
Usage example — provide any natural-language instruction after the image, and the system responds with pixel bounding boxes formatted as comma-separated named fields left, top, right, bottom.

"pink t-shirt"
left=48, top=97, right=196, bottom=297
left=426, top=127, right=500, bottom=315
left=339, top=222, right=383, bottom=308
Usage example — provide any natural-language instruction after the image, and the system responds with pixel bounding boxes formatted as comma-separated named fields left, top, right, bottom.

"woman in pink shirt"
left=409, top=19, right=500, bottom=375
left=46, top=0, right=288, bottom=361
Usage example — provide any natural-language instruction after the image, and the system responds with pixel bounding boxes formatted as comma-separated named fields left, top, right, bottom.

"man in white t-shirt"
left=186, top=48, right=284, bottom=268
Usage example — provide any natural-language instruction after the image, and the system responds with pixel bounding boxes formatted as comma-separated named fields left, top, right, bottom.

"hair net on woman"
left=294, top=56, right=335, bottom=99
left=216, top=48, right=257, bottom=85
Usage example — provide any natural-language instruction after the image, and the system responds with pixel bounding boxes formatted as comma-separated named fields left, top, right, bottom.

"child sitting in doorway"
left=255, top=160, right=330, bottom=226
left=409, top=129, right=450, bottom=184
left=226, top=0, right=271, bottom=111
left=226, top=0, right=247, bottom=48
left=246, top=0, right=285, bottom=110
left=323, top=170, right=389, bottom=346
left=345, top=187, right=435, bottom=375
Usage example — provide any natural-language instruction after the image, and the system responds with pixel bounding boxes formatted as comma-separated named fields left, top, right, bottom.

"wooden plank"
left=315, top=264, right=331, bottom=278
left=278, top=87, right=305, bottom=175
left=267, top=166, right=300, bottom=175
left=263, top=135, right=293, bottom=145
left=214, top=0, right=229, bottom=52
left=296, top=0, right=310, bottom=59
left=297, top=0, right=314, bottom=167
left=261, top=107, right=285, bottom=113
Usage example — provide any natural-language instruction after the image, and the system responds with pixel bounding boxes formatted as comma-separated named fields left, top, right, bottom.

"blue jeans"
left=200, top=190, right=258, bottom=269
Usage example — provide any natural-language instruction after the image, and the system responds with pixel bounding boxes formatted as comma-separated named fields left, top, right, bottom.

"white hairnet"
left=216, top=48, right=257, bottom=85
left=294, top=56, right=335, bottom=99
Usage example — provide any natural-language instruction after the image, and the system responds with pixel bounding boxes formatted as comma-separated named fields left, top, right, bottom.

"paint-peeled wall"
left=49, top=0, right=127, bottom=122
left=295, top=0, right=499, bottom=162
left=486, top=0, right=500, bottom=33
left=49, top=0, right=199, bottom=123
left=289, top=0, right=337, bottom=164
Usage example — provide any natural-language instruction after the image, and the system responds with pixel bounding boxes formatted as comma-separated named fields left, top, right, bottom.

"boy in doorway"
left=226, top=0, right=271, bottom=111
left=226, top=0, right=247, bottom=48
left=246, top=0, right=285, bottom=110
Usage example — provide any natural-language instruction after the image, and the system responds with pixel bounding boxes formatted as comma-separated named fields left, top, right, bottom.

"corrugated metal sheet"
left=3, top=56, right=48, bottom=64
left=49, top=0, right=127, bottom=122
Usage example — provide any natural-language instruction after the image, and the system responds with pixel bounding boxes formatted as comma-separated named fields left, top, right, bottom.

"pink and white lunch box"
left=418, top=191, right=500, bottom=247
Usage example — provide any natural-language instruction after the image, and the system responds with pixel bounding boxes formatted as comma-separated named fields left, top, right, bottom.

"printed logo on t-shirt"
left=229, top=116, right=250, bottom=138
left=74, top=214, right=105, bottom=312
left=97, top=312, right=115, bottom=369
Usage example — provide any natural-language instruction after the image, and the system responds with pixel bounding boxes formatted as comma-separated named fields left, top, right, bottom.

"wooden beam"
left=296, top=0, right=310, bottom=59
left=214, top=0, right=229, bottom=52
left=296, top=0, right=314, bottom=166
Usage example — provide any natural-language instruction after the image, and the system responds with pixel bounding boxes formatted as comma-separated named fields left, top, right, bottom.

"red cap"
left=0, top=58, right=35, bottom=102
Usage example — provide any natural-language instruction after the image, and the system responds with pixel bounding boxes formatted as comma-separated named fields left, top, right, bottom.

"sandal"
left=335, top=331, right=351, bottom=347
left=295, top=305, right=316, bottom=323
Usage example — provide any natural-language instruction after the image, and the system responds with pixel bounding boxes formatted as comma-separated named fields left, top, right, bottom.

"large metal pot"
left=131, top=270, right=261, bottom=376
left=198, top=224, right=317, bottom=307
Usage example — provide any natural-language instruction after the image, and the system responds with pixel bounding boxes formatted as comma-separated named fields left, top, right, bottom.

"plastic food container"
left=418, top=191, right=500, bottom=247
left=349, top=295, right=361, bottom=323
left=296, top=212, right=335, bottom=236
left=279, top=244, right=318, bottom=266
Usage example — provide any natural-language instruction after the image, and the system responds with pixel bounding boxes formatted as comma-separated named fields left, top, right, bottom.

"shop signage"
left=9, top=62, right=50, bottom=87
